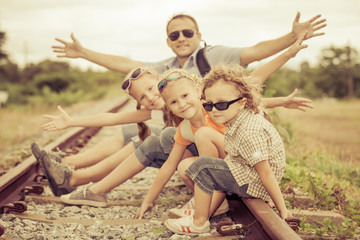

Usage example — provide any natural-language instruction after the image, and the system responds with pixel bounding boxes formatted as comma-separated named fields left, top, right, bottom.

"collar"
left=226, top=109, right=251, bottom=136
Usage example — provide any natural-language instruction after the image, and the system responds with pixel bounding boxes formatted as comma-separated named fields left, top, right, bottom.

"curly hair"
left=202, top=64, right=262, bottom=114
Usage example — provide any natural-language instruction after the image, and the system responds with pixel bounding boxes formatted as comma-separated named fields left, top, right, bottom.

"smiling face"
left=161, top=80, right=202, bottom=120
left=129, top=75, right=165, bottom=110
left=204, top=80, right=246, bottom=124
left=166, top=17, right=202, bottom=63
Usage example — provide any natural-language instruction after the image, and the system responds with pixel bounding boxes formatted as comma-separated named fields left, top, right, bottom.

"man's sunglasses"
left=168, top=29, right=195, bottom=41
left=158, top=71, right=194, bottom=92
left=121, top=68, right=151, bottom=93
left=202, top=97, right=243, bottom=111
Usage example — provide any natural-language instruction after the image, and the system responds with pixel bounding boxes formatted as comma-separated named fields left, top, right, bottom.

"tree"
left=0, top=30, right=7, bottom=62
left=316, top=45, right=360, bottom=98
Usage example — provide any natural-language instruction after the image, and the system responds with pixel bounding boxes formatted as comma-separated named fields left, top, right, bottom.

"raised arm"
left=261, top=89, right=313, bottom=111
left=240, top=12, right=326, bottom=65
left=250, top=31, right=308, bottom=85
left=52, top=33, right=143, bottom=74
left=41, top=105, right=151, bottom=131
left=136, top=143, right=187, bottom=219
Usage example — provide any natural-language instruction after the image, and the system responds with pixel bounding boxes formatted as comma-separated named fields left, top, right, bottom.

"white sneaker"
left=164, top=216, right=210, bottom=236
left=168, top=198, right=229, bottom=218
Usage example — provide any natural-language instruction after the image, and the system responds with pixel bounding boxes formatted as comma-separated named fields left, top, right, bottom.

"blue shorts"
left=122, top=123, right=162, bottom=148
left=135, top=127, right=198, bottom=168
left=159, top=127, right=198, bottom=156
left=186, top=156, right=253, bottom=197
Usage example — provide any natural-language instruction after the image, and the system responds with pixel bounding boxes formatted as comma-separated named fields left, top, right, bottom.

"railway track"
left=0, top=96, right=301, bottom=239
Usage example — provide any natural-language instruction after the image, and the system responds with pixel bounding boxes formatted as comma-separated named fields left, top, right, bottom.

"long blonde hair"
left=124, top=67, right=159, bottom=142
left=202, top=64, right=262, bottom=113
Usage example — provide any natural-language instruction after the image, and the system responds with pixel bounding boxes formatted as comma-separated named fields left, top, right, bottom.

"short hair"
left=166, top=13, right=199, bottom=34
left=202, top=64, right=262, bottom=113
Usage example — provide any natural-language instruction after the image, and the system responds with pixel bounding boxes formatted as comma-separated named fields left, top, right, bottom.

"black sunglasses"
left=202, top=97, right=243, bottom=111
left=121, top=68, right=151, bottom=93
left=168, top=29, right=195, bottom=41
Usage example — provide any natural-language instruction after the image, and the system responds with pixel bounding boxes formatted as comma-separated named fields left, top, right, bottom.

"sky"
left=1, top=0, right=360, bottom=71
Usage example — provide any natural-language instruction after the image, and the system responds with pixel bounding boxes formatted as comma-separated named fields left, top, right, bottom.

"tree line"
left=0, top=29, right=359, bottom=108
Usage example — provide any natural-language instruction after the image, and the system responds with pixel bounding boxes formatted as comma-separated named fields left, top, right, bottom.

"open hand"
left=52, top=33, right=83, bottom=58
left=292, top=12, right=327, bottom=40
left=283, top=89, right=313, bottom=112
left=42, top=105, right=71, bottom=131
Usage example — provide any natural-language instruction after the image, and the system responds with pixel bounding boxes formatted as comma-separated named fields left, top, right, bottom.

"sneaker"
left=164, top=216, right=210, bottom=235
left=168, top=198, right=229, bottom=218
left=31, top=142, right=62, bottom=163
left=61, top=184, right=107, bottom=207
left=40, top=153, right=75, bottom=196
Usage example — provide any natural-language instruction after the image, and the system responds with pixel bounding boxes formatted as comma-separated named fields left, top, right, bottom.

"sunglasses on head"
left=121, top=68, right=151, bottom=93
left=168, top=29, right=195, bottom=41
left=202, top=97, right=243, bottom=111
left=158, top=71, right=194, bottom=92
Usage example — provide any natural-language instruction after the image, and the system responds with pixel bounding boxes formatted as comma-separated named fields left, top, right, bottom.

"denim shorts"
left=186, top=156, right=253, bottom=197
left=122, top=123, right=162, bottom=148
left=134, top=135, right=169, bottom=168
left=159, top=127, right=198, bottom=156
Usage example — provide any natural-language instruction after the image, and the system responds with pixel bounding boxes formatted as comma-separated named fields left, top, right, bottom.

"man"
left=52, top=12, right=326, bottom=76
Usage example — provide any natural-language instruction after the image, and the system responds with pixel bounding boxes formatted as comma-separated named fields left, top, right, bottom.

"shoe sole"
left=164, top=220, right=208, bottom=236
left=60, top=196, right=107, bottom=207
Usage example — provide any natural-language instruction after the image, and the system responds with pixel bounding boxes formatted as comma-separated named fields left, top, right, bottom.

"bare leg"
left=177, top=157, right=197, bottom=191
left=62, top=132, right=126, bottom=169
left=89, top=152, right=146, bottom=194
left=193, top=184, right=211, bottom=227
left=194, top=127, right=226, bottom=158
left=69, top=142, right=136, bottom=186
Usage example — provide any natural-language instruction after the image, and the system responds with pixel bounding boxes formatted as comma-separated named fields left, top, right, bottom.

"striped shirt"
left=224, top=109, right=285, bottom=201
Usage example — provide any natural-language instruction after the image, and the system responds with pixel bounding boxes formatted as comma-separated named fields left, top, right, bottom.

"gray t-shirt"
left=144, top=45, right=242, bottom=77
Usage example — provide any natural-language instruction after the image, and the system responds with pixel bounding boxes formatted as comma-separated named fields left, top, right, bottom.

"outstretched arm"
left=261, top=89, right=313, bottom=111
left=250, top=31, right=308, bottom=85
left=41, top=105, right=151, bottom=131
left=52, top=33, right=143, bottom=74
left=240, top=12, right=326, bottom=65
left=136, top=143, right=186, bottom=219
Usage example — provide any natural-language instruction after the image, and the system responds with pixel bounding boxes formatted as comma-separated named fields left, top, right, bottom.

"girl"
left=164, top=64, right=303, bottom=234
left=34, top=67, right=197, bottom=199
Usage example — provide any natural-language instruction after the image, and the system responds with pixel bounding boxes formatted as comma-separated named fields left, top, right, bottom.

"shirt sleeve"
left=174, top=122, right=192, bottom=146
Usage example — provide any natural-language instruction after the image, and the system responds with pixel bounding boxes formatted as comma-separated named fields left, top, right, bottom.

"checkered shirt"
left=224, top=109, right=286, bottom=201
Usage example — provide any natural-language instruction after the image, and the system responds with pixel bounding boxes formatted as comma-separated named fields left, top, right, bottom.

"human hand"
left=292, top=12, right=327, bottom=40
left=135, top=201, right=154, bottom=219
left=279, top=208, right=293, bottom=221
left=52, top=33, right=83, bottom=58
left=287, top=31, right=308, bottom=58
left=283, top=89, right=313, bottom=112
left=41, top=105, right=71, bottom=131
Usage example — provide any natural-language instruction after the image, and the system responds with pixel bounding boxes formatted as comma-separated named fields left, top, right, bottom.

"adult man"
left=52, top=12, right=326, bottom=76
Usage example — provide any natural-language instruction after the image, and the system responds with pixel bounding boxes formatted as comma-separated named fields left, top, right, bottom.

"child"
left=164, top=64, right=301, bottom=234
left=33, top=67, right=197, bottom=199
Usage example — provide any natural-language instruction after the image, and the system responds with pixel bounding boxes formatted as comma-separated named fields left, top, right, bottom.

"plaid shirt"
left=224, top=109, right=285, bottom=201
